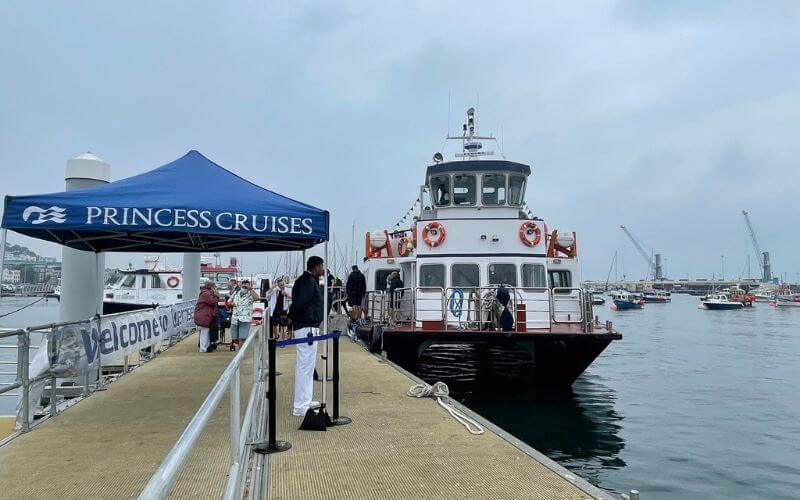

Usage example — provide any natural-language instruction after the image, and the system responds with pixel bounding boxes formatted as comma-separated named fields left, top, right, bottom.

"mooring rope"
left=406, top=381, right=484, bottom=435
left=0, top=297, right=45, bottom=319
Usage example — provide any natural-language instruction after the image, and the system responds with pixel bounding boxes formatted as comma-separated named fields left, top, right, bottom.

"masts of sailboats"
left=605, top=251, right=618, bottom=291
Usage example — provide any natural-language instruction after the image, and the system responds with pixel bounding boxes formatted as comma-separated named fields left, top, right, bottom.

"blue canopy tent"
left=1, top=150, right=328, bottom=252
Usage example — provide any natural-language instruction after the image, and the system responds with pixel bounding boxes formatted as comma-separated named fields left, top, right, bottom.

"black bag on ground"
left=299, top=405, right=332, bottom=431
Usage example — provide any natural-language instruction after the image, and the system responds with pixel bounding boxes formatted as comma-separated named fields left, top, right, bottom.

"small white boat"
left=701, top=293, right=744, bottom=310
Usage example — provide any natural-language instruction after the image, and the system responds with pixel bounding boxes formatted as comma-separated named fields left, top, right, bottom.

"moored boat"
left=643, top=290, right=670, bottom=303
left=612, top=291, right=644, bottom=310
left=354, top=108, right=621, bottom=390
left=701, top=292, right=745, bottom=310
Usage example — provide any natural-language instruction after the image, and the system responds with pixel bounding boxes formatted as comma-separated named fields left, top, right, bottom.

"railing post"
left=253, top=337, right=291, bottom=454
left=20, top=329, right=30, bottom=432
left=229, top=367, right=240, bottom=466
left=50, top=374, right=57, bottom=417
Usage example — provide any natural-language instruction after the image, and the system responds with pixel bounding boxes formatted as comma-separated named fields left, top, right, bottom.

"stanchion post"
left=329, top=332, right=351, bottom=426
left=253, top=336, right=291, bottom=454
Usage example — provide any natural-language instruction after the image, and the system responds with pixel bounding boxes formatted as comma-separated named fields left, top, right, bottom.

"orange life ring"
left=519, top=221, right=541, bottom=247
left=167, top=276, right=180, bottom=288
left=397, top=236, right=414, bottom=257
left=422, top=222, right=446, bottom=247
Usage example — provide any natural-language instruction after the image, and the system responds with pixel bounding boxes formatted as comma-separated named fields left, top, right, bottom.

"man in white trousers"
left=288, top=256, right=325, bottom=416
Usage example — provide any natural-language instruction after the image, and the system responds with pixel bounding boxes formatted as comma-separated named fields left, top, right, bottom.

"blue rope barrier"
left=276, top=331, right=341, bottom=347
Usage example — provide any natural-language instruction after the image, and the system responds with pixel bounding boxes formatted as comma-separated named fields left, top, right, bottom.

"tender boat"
left=354, top=108, right=621, bottom=390
left=701, top=292, right=745, bottom=310
left=591, top=293, right=606, bottom=305
left=612, top=291, right=644, bottom=310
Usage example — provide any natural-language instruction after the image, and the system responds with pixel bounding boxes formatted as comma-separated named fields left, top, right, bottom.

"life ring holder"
left=519, top=221, right=541, bottom=247
left=167, top=276, right=180, bottom=288
left=422, top=222, right=446, bottom=247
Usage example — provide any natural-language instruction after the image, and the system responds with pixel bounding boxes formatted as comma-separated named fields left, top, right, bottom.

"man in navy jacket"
left=289, top=256, right=325, bottom=416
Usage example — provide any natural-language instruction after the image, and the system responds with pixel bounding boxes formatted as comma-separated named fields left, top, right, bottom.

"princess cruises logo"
left=22, top=206, right=67, bottom=225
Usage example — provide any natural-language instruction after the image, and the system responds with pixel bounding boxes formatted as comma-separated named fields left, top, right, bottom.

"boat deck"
left=0, top=332, right=611, bottom=499
left=383, top=322, right=619, bottom=337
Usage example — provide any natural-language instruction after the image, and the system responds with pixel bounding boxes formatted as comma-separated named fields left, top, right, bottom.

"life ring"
left=422, top=222, right=446, bottom=247
left=519, top=221, right=541, bottom=247
left=397, top=236, right=414, bottom=257
left=167, top=276, right=180, bottom=288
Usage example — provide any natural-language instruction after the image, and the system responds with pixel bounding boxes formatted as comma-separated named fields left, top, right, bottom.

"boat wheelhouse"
left=356, top=108, right=621, bottom=389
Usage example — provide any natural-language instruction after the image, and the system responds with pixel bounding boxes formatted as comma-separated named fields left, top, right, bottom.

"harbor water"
left=0, top=297, right=59, bottom=416
left=454, top=293, right=800, bottom=499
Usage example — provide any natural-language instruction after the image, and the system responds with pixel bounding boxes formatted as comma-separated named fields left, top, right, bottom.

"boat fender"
left=422, top=222, right=446, bottom=247
left=369, top=324, right=383, bottom=353
left=519, top=221, right=541, bottom=247
left=167, top=276, right=180, bottom=288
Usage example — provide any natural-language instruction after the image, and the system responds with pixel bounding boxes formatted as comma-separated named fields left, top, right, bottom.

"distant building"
left=2, top=268, right=21, bottom=284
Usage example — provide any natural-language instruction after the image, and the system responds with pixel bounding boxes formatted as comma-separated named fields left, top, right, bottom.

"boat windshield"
left=508, top=175, right=526, bottom=206
left=118, top=275, right=136, bottom=288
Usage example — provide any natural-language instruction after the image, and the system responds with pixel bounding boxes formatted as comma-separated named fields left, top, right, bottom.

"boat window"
left=119, top=275, right=136, bottom=288
left=452, top=174, right=476, bottom=206
left=430, top=175, right=451, bottom=206
left=140, top=276, right=147, bottom=288
left=451, top=264, right=479, bottom=288
left=419, top=264, right=445, bottom=287
left=488, top=264, right=517, bottom=286
left=151, top=275, right=163, bottom=289
left=548, top=270, right=572, bottom=289
left=522, top=264, right=547, bottom=288
left=482, top=174, right=507, bottom=205
left=374, top=269, right=397, bottom=291
left=508, top=175, right=526, bottom=206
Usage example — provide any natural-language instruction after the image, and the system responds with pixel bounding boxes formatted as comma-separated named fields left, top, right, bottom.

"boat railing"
left=551, top=287, right=586, bottom=324
left=139, top=320, right=267, bottom=499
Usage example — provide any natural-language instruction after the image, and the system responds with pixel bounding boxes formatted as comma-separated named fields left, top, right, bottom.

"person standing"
left=268, top=278, right=291, bottom=341
left=346, top=265, right=366, bottom=322
left=288, top=256, right=325, bottom=416
left=194, top=281, right=219, bottom=353
left=230, top=279, right=259, bottom=350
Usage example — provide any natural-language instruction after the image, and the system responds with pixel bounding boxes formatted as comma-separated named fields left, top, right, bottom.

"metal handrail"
left=138, top=321, right=265, bottom=499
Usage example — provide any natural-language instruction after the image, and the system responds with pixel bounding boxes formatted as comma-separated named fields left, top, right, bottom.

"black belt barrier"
left=253, top=330, right=350, bottom=454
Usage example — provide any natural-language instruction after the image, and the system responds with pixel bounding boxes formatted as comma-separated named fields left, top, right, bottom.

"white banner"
left=81, top=300, right=196, bottom=365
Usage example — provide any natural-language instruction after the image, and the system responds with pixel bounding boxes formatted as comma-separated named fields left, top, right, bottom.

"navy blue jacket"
left=289, top=271, right=323, bottom=329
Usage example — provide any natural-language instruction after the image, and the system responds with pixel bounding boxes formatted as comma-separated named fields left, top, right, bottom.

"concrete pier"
left=0, top=334, right=611, bottom=499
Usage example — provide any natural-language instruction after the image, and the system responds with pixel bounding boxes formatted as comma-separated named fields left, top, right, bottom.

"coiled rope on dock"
left=406, top=381, right=484, bottom=435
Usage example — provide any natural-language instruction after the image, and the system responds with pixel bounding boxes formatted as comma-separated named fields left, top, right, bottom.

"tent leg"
left=0, top=228, right=6, bottom=295
left=322, top=241, right=329, bottom=408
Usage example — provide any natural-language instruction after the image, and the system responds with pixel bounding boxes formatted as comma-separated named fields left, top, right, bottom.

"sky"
left=1, top=1, right=799, bottom=281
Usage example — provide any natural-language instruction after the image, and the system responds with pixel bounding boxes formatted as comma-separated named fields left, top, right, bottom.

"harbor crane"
left=620, top=225, right=663, bottom=280
left=742, top=210, right=772, bottom=283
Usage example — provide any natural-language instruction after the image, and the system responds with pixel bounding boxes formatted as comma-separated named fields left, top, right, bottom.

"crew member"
left=288, top=256, right=325, bottom=416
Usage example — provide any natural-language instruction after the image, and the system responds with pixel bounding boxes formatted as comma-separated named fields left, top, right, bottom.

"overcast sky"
left=1, top=1, right=799, bottom=280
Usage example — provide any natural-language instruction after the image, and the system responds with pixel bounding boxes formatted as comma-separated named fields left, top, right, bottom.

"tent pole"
left=322, top=241, right=329, bottom=407
left=0, top=228, right=7, bottom=295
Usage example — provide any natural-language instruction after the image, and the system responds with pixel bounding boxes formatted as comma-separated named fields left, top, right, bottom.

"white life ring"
left=167, top=276, right=180, bottom=288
